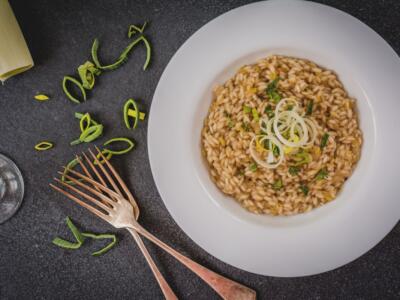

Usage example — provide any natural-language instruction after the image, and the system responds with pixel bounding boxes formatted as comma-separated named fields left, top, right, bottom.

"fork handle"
left=132, top=224, right=256, bottom=300
left=127, top=228, right=178, bottom=300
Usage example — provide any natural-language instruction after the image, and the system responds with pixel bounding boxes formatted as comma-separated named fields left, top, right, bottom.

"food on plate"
left=201, top=55, right=362, bottom=215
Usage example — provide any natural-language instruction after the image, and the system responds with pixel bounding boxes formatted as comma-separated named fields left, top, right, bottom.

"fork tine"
left=88, top=148, right=123, bottom=196
left=81, top=152, right=109, bottom=188
left=94, top=147, right=140, bottom=220
left=76, top=154, right=115, bottom=208
left=57, top=173, right=115, bottom=208
left=95, top=146, right=135, bottom=202
left=50, top=183, right=110, bottom=222
left=61, top=167, right=121, bottom=200
left=54, top=178, right=113, bottom=213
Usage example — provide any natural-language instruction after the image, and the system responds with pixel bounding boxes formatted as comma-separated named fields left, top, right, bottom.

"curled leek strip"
left=128, top=22, right=147, bottom=37
left=78, top=61, right=101, bottom=90
left=62, top=76, right=87, bottom=104
left=123, top=98, right=145, bottom=129
left=103, top=137, right=135, bottom=155
left=81, top=233, right=117, bottom=256
left=79, top=113, right=91, bottom=132
left=61, top=158, right=81, bottom=184
left=34, top=141, right=54, bottom=151
left=52, top=217, right=117, bottom=256
left=92, top=23, right=151, bottom=71
left=94, top=150, right=113, bottom=165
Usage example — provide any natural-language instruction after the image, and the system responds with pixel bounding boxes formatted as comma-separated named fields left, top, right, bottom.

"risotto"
left=201, top=55, right=362, bottom=216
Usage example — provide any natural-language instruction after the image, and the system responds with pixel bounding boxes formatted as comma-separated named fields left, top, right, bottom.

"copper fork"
left=74, top=153, right=177, bottom=300
left=50, top=148, right=257, bottom=300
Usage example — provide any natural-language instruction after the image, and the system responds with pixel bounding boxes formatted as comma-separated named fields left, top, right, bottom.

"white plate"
left=148, top=0, right=400, bottom=276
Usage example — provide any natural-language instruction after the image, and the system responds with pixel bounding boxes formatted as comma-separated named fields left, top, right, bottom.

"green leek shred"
left=52, top=217, right=117, bottom=256
left=91, top=22, right=151, bottom=71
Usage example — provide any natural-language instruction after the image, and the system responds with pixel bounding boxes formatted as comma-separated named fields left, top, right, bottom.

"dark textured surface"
left=0, top=0, right=399, bottom=299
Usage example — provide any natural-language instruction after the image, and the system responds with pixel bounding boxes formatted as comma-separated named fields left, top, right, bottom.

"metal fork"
left=74, top=152, right=177, bottom=300
left=50, top=148, right=257, bottom=300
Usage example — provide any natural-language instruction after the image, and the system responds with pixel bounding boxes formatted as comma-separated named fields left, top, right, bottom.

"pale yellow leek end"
left=0, top=0, right=34, bottom=83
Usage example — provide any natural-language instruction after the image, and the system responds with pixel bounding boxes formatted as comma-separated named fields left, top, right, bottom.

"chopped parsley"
left=288, top=166, right=300, bottom=175
left=272, top=179, right=283, bottom=190
left=306, top=100, right=314, bottom=116
left=315, top=168, right=328, bottom=180
left=300, top=184, right=309, bottom=196
left=266, top=77, right=281, bottom=103
left=320, top=133, right=329, bottom=149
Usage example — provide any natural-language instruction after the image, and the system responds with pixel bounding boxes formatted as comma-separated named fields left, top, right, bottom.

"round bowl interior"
left=192, top=47, right=376, bottom=228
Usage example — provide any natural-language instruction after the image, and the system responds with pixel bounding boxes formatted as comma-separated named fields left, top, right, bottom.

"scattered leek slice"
left=71, top=113, right=103, bottom=145
left=78, top=61, right=101, bottom=90
left=34, top=94, right=49, bottom=101
left=79, top=124, right=104, bottom=143
left=103, top=137, right=135, bottom=155
left=34, top=141, right=53, bottom=151
left=62, top=76, right=87, bottom=104
left=79, top=113, right=92, bottom=132
left=124, top=98, right=145, bottom=129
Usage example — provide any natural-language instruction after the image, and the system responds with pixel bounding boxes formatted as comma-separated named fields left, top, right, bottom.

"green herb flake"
left=242, top=122, right=251, bottom=132
left=264, top=105, right=275, bottom=118
left=288, top=166, right=300, bottom=176
left=320, top=133, right=329, bottom=149
left=272, top=144, right=280, bottom=156
left=249, top=163, right=258, bottom=172
left=251, top=108, right=259, bottom=121
left=315, top=168, right=328, bottom=181
left=243, top=105, right=252, bottom=114
left=306, top=100, right=314, bottom=116
left=266, top=77, right=281, bottom=103
left=272, top=179, right=283, bottom=190
left=300, top=184, right=309, bottom=196
left=227, top=118, right=234, bottom=128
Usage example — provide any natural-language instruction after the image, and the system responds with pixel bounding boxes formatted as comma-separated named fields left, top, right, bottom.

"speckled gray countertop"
left=0, top=0, right=399, bottom=299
